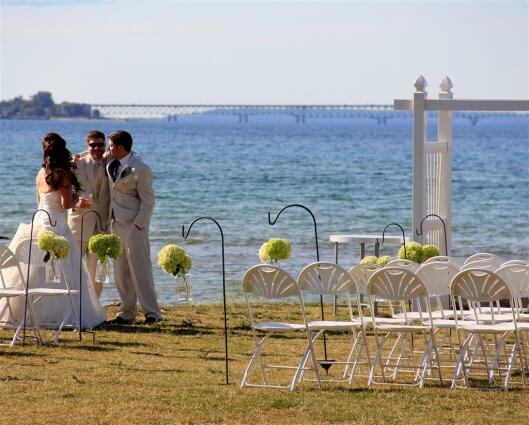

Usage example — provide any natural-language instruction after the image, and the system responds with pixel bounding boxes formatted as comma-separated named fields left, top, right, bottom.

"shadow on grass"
left=0, top=351, right=46, bottom=358
left=199, top=355, right=229, bottom=362
left=59, top=344, right=116, bottom=352
left=0, top=375, right=46, bottom=382
left=121, top=366, right=186, bottom=373
left=98, top=340, right=147, bottom=347
left=99, top=323, right=215, bottom=336
left=130, top=350, right=164, bottom=356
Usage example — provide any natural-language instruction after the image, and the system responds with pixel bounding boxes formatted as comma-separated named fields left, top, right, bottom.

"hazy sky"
left=1, top=0, right=528, bottom=104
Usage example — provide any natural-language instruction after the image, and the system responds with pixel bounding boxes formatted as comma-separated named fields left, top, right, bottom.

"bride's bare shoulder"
left=35, top=168, right=45, bottom=185
left=36, top=169, right=48, bottom=194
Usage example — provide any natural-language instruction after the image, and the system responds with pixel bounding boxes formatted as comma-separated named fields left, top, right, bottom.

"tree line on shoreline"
left=0, top=91, right=98, bottom=119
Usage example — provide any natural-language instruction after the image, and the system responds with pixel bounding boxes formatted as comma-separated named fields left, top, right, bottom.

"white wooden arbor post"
left=395, top=76, right=529, bottom=255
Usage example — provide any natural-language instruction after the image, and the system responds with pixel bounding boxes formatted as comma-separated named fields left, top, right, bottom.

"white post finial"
left=439, top=76, right=453, bottom=94
left=414, top=75, right=427, bottom=92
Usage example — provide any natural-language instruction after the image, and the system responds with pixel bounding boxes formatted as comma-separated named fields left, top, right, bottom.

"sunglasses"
left=88, top=142, right=105, bottom=148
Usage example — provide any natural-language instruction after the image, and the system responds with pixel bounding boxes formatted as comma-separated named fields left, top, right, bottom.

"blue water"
left=0, top=115, right=528, bottom=305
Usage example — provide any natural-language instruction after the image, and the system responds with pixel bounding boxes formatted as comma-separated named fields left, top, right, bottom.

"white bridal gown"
left=0, top=191, right=106, bottom=329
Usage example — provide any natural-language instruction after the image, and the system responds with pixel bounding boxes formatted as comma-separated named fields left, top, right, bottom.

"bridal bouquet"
left=88, top=234, right=123, bottom=284
left=259, top=238, right=291, bottom=264
left=37, top=230, right=70, bottom=282
left=157, top=244, right=193, bottom=302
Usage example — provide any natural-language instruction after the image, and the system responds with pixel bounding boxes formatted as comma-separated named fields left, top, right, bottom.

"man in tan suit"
left=69, top=130, right=110, bottom=298
left=107, top=130, right=161, bottom=324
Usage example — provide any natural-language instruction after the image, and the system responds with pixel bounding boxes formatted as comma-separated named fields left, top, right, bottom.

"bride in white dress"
left=0, top=133, right=106, bottom=330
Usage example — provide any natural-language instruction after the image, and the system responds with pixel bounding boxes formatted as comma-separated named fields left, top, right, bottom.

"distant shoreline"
left=0, top=91, right=94, bottom=120
left=0, top=116, right=106, bottom=121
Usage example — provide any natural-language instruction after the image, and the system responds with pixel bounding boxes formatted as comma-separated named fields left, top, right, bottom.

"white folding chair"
left=498, top=265, right=529, bottom=376
left=15, top=239, right=80, bottom=344
left=501, top=259, right=529, bottom=267
left=463, top=253, right=504, bottom=266
left=412, top=261, right=465, bottom=361
left=391, top=261, right=461, bottom=319
left=461, top=260, right=500, bottom=271
left=367, top=268, right=443, bottom=387
left=496, top=264, right=529, bottom=320
left=297, top=262, right=368, bottom=384
left=450, top=269, right=526, bottom=391
left=459, top=260, right=515, bottom=319
left=349, top=263, right=400, bottom=318
left=386, top=259, right=420, bottom=272
left=240, top=264, right=322, bottom=391
left=423, top=256, right=461, bottom=269
left=0, top=245, right=42, bottom=346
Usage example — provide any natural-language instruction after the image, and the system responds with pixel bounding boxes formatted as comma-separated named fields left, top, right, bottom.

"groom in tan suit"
left=107, top=131, right=161, bottom=324
left=69, top=130, right=110, bottom=298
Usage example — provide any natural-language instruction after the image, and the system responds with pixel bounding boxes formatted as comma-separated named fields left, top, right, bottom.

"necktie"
left=111, top=160, right=120, bottom=181
left=93, top=161, right=103, bottom=195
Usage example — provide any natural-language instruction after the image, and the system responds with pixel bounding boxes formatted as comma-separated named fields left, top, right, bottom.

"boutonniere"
left=119, top=165, right=133, bottom=179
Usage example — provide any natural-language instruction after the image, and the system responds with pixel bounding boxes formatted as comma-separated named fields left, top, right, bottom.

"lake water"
left=0, top=115, right=528, bottom=305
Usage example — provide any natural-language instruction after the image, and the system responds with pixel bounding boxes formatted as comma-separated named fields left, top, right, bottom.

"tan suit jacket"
left=68, top=153, right=110, bottom=297
left=107, top=154, right=155, bottom=229
left=69, top=154, right=110, bottom=242
left=107, top=153, right=160, bottom=320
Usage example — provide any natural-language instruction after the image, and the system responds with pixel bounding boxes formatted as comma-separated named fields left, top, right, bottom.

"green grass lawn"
left=0, top=303, right=528, bottom=425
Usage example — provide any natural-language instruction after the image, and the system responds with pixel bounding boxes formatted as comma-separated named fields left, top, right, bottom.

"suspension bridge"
left=89, top=104, right=528, bottom=125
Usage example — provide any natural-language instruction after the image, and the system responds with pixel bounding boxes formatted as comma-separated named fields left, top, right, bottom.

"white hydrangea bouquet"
left=88, top=234, right=123, bottom=284
left=37, top=230, right=70, bottom=282
left=397, top=242, right=440, bottom=263
left=360, top=255, right=391, bottom=266
left=359, top=243, right=440, bottom=267
left=157, top=244, right=193, bottom=302
left=259, top=238, right=292, bottom=264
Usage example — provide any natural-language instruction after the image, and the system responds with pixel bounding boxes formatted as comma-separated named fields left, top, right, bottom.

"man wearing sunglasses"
left=68, top=130, right=110, bottom=298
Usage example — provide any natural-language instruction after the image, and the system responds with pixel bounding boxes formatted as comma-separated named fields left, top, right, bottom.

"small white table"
left=330, top=234, right=408, bottom=262
left=330, top=234, right=408, bottom=314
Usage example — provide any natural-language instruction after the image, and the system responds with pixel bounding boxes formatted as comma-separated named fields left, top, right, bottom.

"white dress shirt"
left=115, top=152, right=132, bottom=178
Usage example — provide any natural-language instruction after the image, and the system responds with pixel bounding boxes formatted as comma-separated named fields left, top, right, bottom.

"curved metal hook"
left=267, top=203, right=330, bottom=365
left=181, top=216, right=228, bottom=385
left=182, top=216, right=223, bottom=241
left=81, top=210, right=108, bottom=233
left=78, top=210, right=108, bottom=342
left=33, top=209, right=57, bottom=228
left=377, top=222, right=407, bottom=259
left=267, top=204, right=319, bottom=261
left=23, top=209, right=57, bottom=344
left=415, top=214, right=448, bottom=256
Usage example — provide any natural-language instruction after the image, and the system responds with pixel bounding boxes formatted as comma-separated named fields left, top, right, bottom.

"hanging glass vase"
left=96, top=258, right=111, bottom=285
left=175, top=274, right=192, bottom=303
left=45, top=256, right=61, bottom=283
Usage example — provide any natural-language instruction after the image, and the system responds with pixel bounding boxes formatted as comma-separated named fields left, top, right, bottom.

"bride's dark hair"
left=42, top=132, right=81, bottom=192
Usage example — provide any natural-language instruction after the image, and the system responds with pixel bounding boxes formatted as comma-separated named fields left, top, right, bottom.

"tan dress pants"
left=112, top=219, right=161, bottom=320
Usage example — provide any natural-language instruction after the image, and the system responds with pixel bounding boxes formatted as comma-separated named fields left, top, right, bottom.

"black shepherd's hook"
left=23, top=209, right=57, bottom=344
left=415, top=214, right=448, bottom=256
left=268, top=204, right=319, bottom=261
left=182, top=217, right=229, bottom=385
left=79, top=210, right=108, bottom=342
left=267, top=204, right=332, bottom=369
left=377, top=223, right=407, bottom=259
